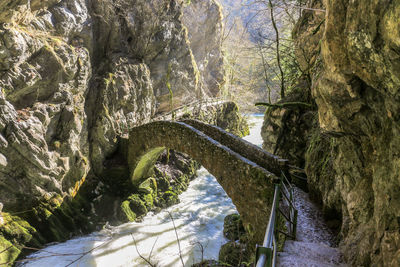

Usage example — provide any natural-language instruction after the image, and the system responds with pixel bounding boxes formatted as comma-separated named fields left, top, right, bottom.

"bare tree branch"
left=268, top=0, right=286, bottom=99
left=131, top=234, right=158, bottom=267
left=168, top=211, right=185, bottom=267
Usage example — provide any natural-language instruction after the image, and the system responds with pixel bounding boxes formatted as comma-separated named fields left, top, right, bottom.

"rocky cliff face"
left=261, top=90, right=315, bottom=167
left=182, top=0, right=225, bottom=96
left=262, top=0, right=400, bottom=265
left=0, top=0, right=227, bottom=263
left=0, top=0, right=226, bottom=210
left=311, top=1, right=400, bottom=265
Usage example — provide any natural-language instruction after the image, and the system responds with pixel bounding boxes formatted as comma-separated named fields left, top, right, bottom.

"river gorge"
left=2, top=0, right=400, bottom=265
left=18, top=115, right=264, bottom=266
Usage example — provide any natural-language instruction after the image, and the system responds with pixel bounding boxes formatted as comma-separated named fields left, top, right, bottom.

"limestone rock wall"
left=261, top=91, right=315, bottom=167
left=182, top=0, right=225, bottom=96
left=311, top=1, right=400, bottom=265
left=262, top=0, right=400, bottom=265
left=0, top=0, right=92, bottom=209
left=0, top=2, right=228, bottom=262
left=0, top=0, right=226, bottom=210
left=112, top=0, right=203, bottom=112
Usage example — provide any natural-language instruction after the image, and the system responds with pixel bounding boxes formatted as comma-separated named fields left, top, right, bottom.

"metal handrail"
left=255, top=173, right=298, bottom=267
left=256, top=184, right=280, bottom=267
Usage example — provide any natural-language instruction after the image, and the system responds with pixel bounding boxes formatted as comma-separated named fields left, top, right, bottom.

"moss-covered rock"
left=155, top=175, right=171, bottom=192
left=118, top=191, right=158, bottom=223
left=218, top=241, right=252, bottom=267
left=0, top=213, right=42, bottom=264
left=0, top=235, right=20, bottom=266
left=223, top=213, right=246, bottom=242
left=0, top=213, right=37, bottom=246
left=142, top=194, right=154, bottom=210
left=116, top=149, right=200, bottom=223
left=152, top=150, right=199, bottom=207
left=160, top=191, right=180, bottom=207
left=215, top=102, right=249, bottom=137
left=126, top=194, right=148, bottom=217
left=261, top=90, right=315, bottom=167
left=119, top=200, right=137, bottom=222
left=138, top=178, right=158, bottom=195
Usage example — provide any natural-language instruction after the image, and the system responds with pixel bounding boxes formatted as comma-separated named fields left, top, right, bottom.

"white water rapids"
left=20, top=114, right=265, bottom=267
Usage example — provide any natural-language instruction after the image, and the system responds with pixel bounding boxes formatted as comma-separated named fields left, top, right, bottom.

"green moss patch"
left=119, top=200, right=137, bottom=222
left=0, top=213, right=37, bottom=246
left=0, top=235, right=20, bottom=266
left=132, top=147, right=165, bottom=183
left=138, top=178, right=157, bottom=195
left=223, top=213, right=246, bottom=242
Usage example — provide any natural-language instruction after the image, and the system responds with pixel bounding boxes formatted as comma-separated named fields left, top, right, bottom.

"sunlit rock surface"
left=182, top=0, right=225, bottom=96
left=0, top=0, right=226, bottom=208
left=0, top=0, right=226, bottom=263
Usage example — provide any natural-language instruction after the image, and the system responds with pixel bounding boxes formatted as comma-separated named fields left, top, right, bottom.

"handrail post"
left=272, top=236, right=278, bottom=267
left=256, top=246, right=273, bottom=267
left=293, top=209, right=298, bottom=238
left=256, top=172, right=298, bottom=267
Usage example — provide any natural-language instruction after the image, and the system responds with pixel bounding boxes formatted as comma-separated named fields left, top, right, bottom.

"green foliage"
left=280, top=41, right=303, bottom=95
left=306, top=127, right=335, bottom=178
left=104, top=72, right=115, bottom=87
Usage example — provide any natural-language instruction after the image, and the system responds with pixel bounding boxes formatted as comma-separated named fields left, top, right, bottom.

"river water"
left=20, top=114, right=264, bottom=267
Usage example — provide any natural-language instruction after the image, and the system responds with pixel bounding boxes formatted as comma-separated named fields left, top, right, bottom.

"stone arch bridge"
left=122, top=119, right=289, bottom=245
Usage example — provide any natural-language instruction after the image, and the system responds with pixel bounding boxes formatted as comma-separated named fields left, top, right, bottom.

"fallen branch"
left=131, top=234, right=157, bottom=267
left=193, top=242, right=204, bottom=263
left=148, top=236, right=159, bottom=263
left=63, top=239, right=114, bottom=267
left=0, top=239, right=114, bottom=266
left=168, top=211, right=185, bottom=267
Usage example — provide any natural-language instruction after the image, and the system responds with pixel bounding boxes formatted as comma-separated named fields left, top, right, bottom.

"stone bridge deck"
left=124, top=120, right=288, bottom=245
left=182, top=119, right=288, bottom=176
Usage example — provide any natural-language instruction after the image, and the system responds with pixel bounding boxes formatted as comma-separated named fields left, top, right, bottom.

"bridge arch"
left=125, top=120, right=281, bottom=244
